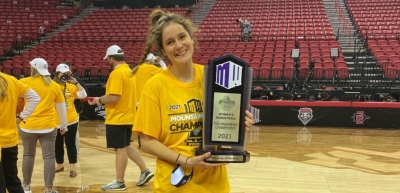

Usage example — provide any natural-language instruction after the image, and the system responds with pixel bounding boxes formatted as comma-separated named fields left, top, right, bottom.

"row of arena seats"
left=347, top=0, right=400, bottom=79
left=4, top=40, right=345, bottom=65
left=0, top=59, right=349, bottom=83
left=57, top=8, right=188, bottom=38
left=5, top=42, right=145, bottom=69
left=81, top=8, right=188, bottom=21
left=214, top=0, right=325, bottom=7
left=254, top=65, right=349, bottom=81
left=0, top=0, right=61, bottom=7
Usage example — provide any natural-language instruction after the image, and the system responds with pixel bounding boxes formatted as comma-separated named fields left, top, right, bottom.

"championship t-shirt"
left=134, top=64, right=230, bottom=193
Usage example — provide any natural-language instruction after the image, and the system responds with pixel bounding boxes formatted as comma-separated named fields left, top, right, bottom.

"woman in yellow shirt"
left=132, top=53, right=165, bottom=147
left=0, top=72, right=40, bottom=193
left=0, top=140, right=3, bottom=193
left=132, top=10, right=253, bottom=193
left=53, top=64, right=87, bottom=178
left=19, top=58, right=68, bottom=193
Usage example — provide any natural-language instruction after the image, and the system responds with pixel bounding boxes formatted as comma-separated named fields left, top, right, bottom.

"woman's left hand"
left=245, top=110, right=254, bottom=131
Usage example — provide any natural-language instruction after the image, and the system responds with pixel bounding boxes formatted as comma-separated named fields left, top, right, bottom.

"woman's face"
left=57, top=71, right=71, bottom=79
left=161, top=22, right=194, bottom=66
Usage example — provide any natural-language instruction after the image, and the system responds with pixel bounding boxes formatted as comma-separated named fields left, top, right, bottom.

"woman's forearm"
left=140, top=134, right=189, bottom=165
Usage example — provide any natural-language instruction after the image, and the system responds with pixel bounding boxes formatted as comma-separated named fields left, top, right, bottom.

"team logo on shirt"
left=184, top=99, right=203, bottom=113
left=169, top=99, right=204, bottom=147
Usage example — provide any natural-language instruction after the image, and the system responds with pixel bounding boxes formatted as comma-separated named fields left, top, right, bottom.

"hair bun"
left=150, top=9, right=165, bottom=26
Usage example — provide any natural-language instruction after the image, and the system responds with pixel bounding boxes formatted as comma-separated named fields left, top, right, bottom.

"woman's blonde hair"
left=31, top=67, right=52, bottom=86
left=0, top=73, right=8, bottom=102
left=132, top=9, right=198, bottom=75
left=53, top=71, right=62, bottom=84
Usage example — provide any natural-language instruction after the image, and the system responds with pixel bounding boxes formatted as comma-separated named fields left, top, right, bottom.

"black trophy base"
left=195, top=149, right=250, bottom=163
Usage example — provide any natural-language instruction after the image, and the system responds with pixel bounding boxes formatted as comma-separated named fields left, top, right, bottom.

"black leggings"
left=1, top=146, right=23, bottom=193
left=0, top=162, right=5, bottom=193
left=55, top=123, right=78, bottom=164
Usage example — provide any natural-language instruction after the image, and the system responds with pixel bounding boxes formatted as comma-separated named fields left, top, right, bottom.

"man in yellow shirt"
left=88, top=45, right=154, bottom=191
left=0, top=72, right=40, bottom=193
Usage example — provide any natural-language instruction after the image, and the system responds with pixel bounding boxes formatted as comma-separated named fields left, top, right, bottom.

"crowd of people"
left=0, top=9, right=253, bottom=193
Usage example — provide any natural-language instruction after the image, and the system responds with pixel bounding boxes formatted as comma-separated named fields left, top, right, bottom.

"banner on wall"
left=253, top=106, right=400, bottom=129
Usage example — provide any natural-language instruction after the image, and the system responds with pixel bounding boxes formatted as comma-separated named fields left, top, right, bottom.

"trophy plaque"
left=195, top=54, right=252, bottom=163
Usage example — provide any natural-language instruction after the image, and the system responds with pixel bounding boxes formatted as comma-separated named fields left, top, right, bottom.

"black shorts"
left=105, top=124, right=133, bottom=148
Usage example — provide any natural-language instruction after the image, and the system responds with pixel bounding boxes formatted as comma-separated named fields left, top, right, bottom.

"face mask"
left=60, top=74, right=70, bottom=83
left=170, top=164, right=194, bottom=188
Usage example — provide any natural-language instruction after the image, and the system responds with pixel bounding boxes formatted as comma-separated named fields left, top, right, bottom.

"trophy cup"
left=195, top=54, right=252, bottom=163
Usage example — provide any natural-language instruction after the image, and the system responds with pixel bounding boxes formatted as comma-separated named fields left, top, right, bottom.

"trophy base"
left=195, top=149, right=250, bottom=163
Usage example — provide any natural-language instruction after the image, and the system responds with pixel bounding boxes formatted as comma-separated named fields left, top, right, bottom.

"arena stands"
left=346, top=0, right=400, bottom=79
left=1, top=8, right=188, bottom=80
left=0, top=0, right=79, bottom=60
left=195, top=0, right=348, bottom=84
left=9, top=0, right=400, bottom=89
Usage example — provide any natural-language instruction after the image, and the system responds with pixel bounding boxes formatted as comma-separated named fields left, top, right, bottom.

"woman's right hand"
left=60, top=128, right=67, bottom=135
left=186, top=152, right=227, bottom=168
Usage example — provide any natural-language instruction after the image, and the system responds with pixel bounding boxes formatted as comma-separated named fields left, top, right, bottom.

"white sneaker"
left=22, top=185, right=32, bottom=193
left=101, top=180, right=126, bottom=191
left=136, top=169, right=154, bottom=186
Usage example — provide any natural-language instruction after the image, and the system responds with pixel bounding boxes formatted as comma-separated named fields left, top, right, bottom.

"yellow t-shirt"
left=105, top=63, right=136, bottom=125
left=134, top=64, right=163, bottom=103
left=55, top=83, right=79, bottom=125
left=0, top=73, right=30, bottom=147
left=133, top=64, right=230, bottom=193
left=19, top=77, right=64, bottom=130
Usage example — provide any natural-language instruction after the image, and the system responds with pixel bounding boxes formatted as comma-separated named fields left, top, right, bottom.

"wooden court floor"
left=16, top=120, right=400, bottom=193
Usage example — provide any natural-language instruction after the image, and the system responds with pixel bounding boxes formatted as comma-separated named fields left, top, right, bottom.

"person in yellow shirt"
left=88, top=45, right=154, bottom=191
left=19, top=58, right=68, bottom=193
left=0, top=141, right=3, bottom=193
left=53, top=64, right=87, bottom=178
left=133, top=53, right=165, bottom=103
left=132, top=53, right=165, bottom=147
left=132, top=10, right=253, bottom=193
left=0, top=72, right=40, bottom=193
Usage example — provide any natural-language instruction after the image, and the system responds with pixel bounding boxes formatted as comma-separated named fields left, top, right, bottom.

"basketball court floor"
left=17, top=120, right=400, bottom=193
